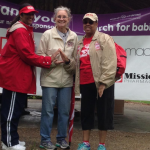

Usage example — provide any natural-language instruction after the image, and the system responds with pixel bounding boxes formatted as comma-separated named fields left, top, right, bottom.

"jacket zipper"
left=77, top=43, right=83, bottom=93
left=61, top=40, right=66, bottom=87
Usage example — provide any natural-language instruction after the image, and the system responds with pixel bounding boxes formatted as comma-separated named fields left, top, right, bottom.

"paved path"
left=1, top=99, right=150, bottom=150
left=19, top=99, right=150, bottom=133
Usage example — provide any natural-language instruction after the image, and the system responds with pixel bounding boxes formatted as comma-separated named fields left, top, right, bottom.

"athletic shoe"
left=19, top=141, right=25, bottom=146
left=97, top=144, right=106, bottom=150
left=77, top=143, right=90, bottom=150
left=56, top=139, right=69, bottom=149
left=2, top=144, right=26, bottom=150
left=39, top=141, right=57, bottom=150
left=2, top=141, right=25, bottom=149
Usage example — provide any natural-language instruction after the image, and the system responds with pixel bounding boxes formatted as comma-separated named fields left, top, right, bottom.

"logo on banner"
left=116, top=75, right=123, bottom=83
left=121, top=15, right=126, bottom=18
left=110, top=13, right=141, bottom=22
left=0, top=20, right=4, bottom=24
left=125, top=48, right=150, bottom=56
left=123, top=73, right=150, bottom=83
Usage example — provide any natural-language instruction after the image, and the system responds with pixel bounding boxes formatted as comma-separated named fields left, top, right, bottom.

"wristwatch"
left=65, top=59, right=70, bottom=65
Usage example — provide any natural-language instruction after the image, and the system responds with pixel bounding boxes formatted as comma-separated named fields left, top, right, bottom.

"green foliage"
left=125, top=100, right=150, bottom=105
left=27, top=95, right=42, bottom=99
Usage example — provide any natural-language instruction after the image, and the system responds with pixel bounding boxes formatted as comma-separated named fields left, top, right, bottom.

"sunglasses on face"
left=83, top=20, right=94, bottom=25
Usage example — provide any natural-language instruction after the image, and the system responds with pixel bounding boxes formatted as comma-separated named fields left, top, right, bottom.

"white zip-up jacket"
left=37, top=26, right=78, bottom=87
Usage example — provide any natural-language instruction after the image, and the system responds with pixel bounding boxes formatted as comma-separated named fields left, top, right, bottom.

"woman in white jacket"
left=37, top=6, right=78, bottom=150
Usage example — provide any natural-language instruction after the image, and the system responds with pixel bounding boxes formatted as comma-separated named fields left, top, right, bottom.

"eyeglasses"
left=57, top=15, right=68, bottom=19
left=83, top=20, right=94, bottom=25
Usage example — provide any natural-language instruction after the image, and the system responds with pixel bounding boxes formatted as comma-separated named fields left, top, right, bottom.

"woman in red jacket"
left=0, top=3, right=59, bottom=150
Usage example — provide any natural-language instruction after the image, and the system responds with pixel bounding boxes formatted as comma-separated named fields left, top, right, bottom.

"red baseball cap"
left=19, top=6, right=38, bottom=15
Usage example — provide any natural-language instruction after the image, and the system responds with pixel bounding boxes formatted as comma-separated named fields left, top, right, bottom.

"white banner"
left=1, top=0, right=150, bottom=100
left=114, top=36, right=150, bottom=100
left=0, top=30, right=150, bottom=100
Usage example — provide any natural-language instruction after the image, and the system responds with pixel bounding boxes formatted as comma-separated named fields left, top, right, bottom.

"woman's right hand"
left=53, top=59, right=64, bottom=65
left=51, top=49, right=60, bottom=62
left=98, top=84, right=106, bottom=97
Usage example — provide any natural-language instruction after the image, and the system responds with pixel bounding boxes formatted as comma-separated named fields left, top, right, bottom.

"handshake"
left=51, top=48, right=70, bottom=65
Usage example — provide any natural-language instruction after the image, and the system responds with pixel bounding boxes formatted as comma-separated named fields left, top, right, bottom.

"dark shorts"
left=80, top=83, right=114, bottom=130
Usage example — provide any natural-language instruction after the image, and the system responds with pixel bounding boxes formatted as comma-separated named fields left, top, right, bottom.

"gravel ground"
left=1, top=101, right=150, bottom=150
left=1, top=128, right=149, bottom=150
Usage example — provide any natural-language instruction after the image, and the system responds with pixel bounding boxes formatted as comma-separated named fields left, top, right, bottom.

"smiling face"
left=55, top=10, right=70, bottom=28
left=83, top=18, right=98, bottom=36
left=20, top=12, right=35, bottom=25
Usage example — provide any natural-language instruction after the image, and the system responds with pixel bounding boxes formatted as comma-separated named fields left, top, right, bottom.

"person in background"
left=75, top=13, right=117, bottom=150
left=37, top=6, right=78, bottom=150
left=0, top=3, right=59, bottom=150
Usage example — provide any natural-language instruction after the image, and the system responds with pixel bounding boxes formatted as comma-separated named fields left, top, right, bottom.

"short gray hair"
left=53, top=6, right=72, bottom=24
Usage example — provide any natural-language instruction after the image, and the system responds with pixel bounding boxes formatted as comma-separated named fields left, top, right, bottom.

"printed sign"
left=1, top=0, right=150, bottom=100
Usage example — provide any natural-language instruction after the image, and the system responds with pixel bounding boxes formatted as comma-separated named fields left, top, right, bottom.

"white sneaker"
left=2, top=141, right=25, bottom=149
left=2, top=143, right=26, bottom=150
left=18, top=141, right=25, bottom=146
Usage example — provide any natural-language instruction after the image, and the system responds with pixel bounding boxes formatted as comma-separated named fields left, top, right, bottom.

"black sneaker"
left=40, top=141, right=57, bottom=150
left=56, top=139, right=69, bottom=149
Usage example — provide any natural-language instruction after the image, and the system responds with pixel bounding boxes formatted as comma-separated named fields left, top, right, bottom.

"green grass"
left=28, top=95, right=42, bottom=99
left=125, top=100, right=150, bottom=105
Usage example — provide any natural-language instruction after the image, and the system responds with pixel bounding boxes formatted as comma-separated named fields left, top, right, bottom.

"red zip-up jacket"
left=0, top=21, right=51, bottom=94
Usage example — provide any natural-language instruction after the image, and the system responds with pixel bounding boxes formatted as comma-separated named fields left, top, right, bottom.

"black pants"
left=1, top=88, right=27, bottom=147
left=80, top=83, right=114, bottom=130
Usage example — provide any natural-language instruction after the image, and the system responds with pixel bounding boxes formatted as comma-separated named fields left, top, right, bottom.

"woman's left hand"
left=98, top=84, right=106, bottom=98
left=59, top=49, right=70, bottom=63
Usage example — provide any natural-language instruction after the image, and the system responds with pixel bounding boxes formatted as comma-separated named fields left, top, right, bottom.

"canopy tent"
left=5, top=0, right=150, bottom=14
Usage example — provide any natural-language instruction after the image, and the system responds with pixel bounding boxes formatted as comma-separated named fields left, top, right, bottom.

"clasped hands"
left=51, top=49, right=106, bottom=97
left=51, top=48, right=70, bottom=65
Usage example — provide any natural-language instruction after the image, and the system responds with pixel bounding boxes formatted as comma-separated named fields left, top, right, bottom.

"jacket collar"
left=51, top=26, right=75, bottom=42
left=92, top=30, right=99, bottom=40
left=6, top=21, right=33, bottom=38
left=19, top=21, right=33, bottom=33
left=79, top=30, right=99, bottom=44
left=8, top=21, right=33, bottom=33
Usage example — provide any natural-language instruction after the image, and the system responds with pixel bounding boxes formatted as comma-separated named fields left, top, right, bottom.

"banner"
left=0, top=0, right=150, bottom=100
